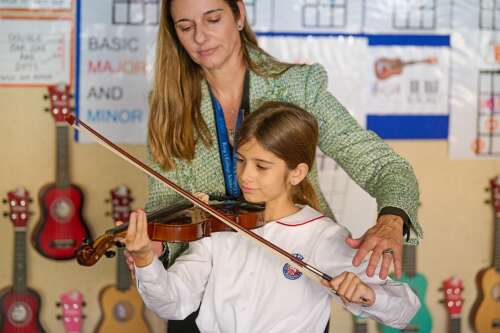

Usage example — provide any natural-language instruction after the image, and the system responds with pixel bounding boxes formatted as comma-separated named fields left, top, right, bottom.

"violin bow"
left=66, top=114, right=369, bottom=302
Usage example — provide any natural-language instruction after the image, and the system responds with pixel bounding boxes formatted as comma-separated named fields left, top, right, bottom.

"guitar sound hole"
left=8, top=302, right=32, bottom=327
left=50, top=199, right=74, bottom=222
left=113, top=301, right=134, bottom=322
left=491, top=282, right=500, bottom=302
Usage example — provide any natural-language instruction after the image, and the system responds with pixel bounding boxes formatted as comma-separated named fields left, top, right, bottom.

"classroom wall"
left=1, top=85, right=499, bottom=333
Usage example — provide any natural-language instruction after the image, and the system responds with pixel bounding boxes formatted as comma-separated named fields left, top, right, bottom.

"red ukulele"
left=56, top=290, right=85, bottom=333
left=0, top=188, right=46, bottom=333
left=440, top=277, right=464, bottom=333
left=32, top=84, right=91, bottom=260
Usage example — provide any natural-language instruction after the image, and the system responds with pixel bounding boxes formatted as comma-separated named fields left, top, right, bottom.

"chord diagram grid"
left=480, top=0, right=500, bottom=30
left=392, top=0, right=437, bottom=30
left=302, top=0, right=348, bottom=28
left=112, top=0, right=160, bottom=26
left=476, top=70, right=500, bottom=156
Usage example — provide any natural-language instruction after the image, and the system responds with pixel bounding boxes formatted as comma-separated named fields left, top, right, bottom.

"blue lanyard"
left=211, top=96, right=243, bottom=198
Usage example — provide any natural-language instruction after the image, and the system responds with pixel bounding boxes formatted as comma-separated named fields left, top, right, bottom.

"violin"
left=66, top=114, right=373, bottom=306
left=76, top=198, right=265, bottom=266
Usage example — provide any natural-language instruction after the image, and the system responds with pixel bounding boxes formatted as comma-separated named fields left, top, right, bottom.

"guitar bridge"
left=50, top=239, right=76, bottom=248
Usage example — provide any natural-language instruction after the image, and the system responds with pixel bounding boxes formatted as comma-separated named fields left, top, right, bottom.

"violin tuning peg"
left=105, top=250, right=116, bottom=258
left=114, top=241, right=125, bottom=248
left=82, top=237, right=92, bottom=246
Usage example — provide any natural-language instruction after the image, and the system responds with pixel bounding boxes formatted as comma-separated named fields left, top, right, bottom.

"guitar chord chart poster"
left=76, top=0, right=500, bottom=158
left=0, top=18, right=73, bottom=86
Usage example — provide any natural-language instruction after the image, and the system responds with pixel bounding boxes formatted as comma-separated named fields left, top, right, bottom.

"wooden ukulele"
left=374, top=57, right=438, bottom=80
left=95, top=185, right=152, bottom=333
left=56, top=290, right=85, bottom=333
left=32, top=84, right=91, bottom=260
left=440, top=277, right=464, bottom=333
left=0, top=188, right=46, bottom=333
left=352, top=315, right=368, bottom=333
left=473, top=176, right=500, bottom=332
left=377, top=245, right=432, bottom=333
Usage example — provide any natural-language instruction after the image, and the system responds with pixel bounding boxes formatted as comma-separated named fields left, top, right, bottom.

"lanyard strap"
left=210, top=71, right=250, bottom=198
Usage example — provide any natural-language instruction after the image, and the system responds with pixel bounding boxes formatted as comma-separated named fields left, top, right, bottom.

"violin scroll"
left=76, top=233, right=117, bottom=266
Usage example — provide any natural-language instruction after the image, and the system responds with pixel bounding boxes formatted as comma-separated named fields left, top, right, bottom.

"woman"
left=142, top=0, right=421, bottom=330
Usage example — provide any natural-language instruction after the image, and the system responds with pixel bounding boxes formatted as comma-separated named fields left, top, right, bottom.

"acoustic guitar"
left=32, top=84, right=91, bottom=260
left=95, top=185, right=152, bottom=333
left=472, top=176, right=500, bottom=332
left=440, top=277, right=464, bottom=333
left=374, top=57, right=437, bottom=80
left=0, top=188, right=46, bottom=333
left=56, top=290, right=85, bottom=333
left=377, top=245, right=432, bottom=333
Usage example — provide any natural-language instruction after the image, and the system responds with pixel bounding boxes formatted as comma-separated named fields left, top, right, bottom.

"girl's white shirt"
left=135, top=205, right=420, bottom=333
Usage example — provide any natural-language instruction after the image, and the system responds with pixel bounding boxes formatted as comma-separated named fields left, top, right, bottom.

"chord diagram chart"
left=476, top=70, right=500, bottom=156
left=302, top=0, right=348, bottom=28
left=112, top=0, right=160, bottom=26
left=393, top=0, right=437, bottom=30
left=479, top=0, right=500, bottom=30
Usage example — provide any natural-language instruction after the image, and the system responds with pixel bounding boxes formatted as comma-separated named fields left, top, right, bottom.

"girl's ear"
left=289, top=163, right=309, bottom=186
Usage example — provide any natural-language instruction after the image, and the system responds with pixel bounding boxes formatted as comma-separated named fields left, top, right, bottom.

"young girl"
left=125, top=102, right=420, bottom=332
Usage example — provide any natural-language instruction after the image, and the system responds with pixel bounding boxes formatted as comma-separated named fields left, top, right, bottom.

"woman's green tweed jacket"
left=145, top=51, right=422, bottom=263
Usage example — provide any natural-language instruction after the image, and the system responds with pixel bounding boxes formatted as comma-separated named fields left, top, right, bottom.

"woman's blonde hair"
left=149, top=0, right=291, bottom=170
left=237, top=101, right=320, bottom=210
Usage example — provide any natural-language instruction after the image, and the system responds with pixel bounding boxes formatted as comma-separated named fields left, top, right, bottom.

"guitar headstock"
left=489, top=176, right=500, bottom=216
left=57, top=290, right=85, bottom=333
left=3, top=188, right=31, bottom=228
left=109, top=185, right=133, bottom=222
left=45, top=83, right=73, bottom=124
left=440, top=276, right=464, bottom=318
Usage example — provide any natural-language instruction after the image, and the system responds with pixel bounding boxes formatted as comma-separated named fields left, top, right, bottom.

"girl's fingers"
left=337, top=272, right=355, bottom=297
left=126, top=211, right=137, bottom=244
left=344, top=279, right=359, bottom=302
left=329, top=272, right=347, bottom=291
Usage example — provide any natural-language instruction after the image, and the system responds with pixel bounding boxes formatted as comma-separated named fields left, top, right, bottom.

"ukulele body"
left=474, top=267, right=500, bottom=332
left=0, top=287, right=45, bottom=333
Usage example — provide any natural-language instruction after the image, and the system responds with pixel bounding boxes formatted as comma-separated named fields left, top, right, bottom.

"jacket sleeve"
left=135, top=238, right=212, bottom=320
left=312, top=224, right=420, bottom=329
left=304, top=64, right=422, bottom=243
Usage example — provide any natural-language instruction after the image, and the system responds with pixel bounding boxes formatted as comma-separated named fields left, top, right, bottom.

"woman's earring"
left=238, top=23, right=243, bottom=31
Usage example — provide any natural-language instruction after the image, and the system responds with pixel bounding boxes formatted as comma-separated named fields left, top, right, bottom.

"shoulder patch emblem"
left=283, top=253, right=304, bottom=280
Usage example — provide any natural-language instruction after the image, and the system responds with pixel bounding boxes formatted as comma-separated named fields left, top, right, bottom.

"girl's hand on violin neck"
left=322, top=272, right=375, bottom=307
left=124, top=209, right=155, bottom=268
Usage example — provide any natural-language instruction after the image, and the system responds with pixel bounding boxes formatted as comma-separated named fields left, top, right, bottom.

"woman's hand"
left=345, top=215, right=403, bottom=280
left=121, top=209, right=155, bottom=268
left=322, top=272, right=375, bottom=307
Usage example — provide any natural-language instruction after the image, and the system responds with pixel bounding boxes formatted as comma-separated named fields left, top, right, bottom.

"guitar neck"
left=449, top=317, right=461, bottom=333
left=13, top=230, right=27, bottom=292
left=402, top=244, right=417, bottom=277
left=56, top=125, right=70, bottom=187
left=117, top=248, right=132, bottom=290
left=495, top=216, right=500, bottom=272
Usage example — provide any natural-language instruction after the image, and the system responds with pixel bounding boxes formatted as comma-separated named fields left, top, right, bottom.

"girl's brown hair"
left=149, top=0, right=291, bottom=170
left=237, top=101, right=320, bottom=210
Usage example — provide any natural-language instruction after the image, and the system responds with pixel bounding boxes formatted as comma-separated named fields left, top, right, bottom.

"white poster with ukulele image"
left=367, top=47, right=449, bottom=115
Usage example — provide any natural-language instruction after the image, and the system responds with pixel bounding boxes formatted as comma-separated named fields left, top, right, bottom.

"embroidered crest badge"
left=283, top=253, right=304, bottom=280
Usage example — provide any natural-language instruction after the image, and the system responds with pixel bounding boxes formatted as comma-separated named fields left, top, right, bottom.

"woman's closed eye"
left=178, top=24, right=193, bottom=32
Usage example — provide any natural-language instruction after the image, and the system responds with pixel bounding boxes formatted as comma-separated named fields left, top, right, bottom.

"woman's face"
left=170, top=0, right=245, bottom=71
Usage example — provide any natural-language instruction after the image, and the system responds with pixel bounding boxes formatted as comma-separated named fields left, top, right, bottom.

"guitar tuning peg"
left=44, top=108, right=50, bottom=112
left=82, top=314, right=87, bottom=319
left=82, top=301, right=86, bottom=307
left=485, top=187, right=490, bottom=192
left=3, top=212, right=9, bottom=217
left=29, top=198, right=33, bottom=203
left=485, top=199, right=492, bottom=204
left=2, top=199, right=6, bottom=204
left=105, top=212, right=111, bottom=217
left=438, top=299, right=444, bottom=304
left=104, top=198, right=110, bottom=203
left=56, top=314, right=62, bottom=320
left=43, top=94, right=49, bottom=100
left=105, top=250, right=116, bottom=258
left=56, top=301, right=61, bottom=307
left=69, top=94, right=74, bottom=99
